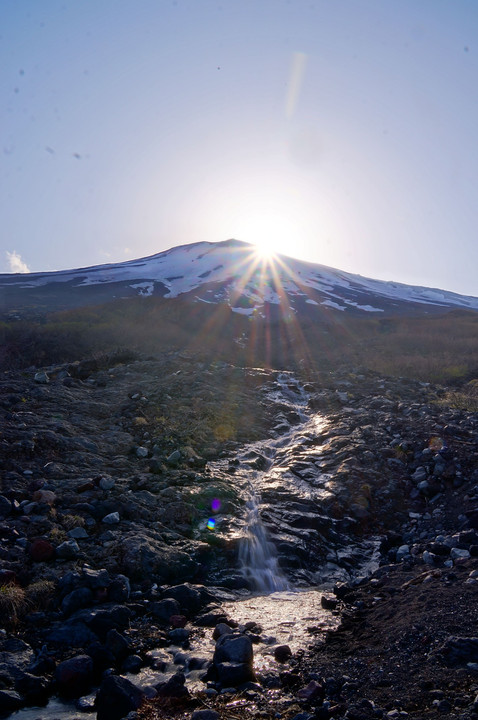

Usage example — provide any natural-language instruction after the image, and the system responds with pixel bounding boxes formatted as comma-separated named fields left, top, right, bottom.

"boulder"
left=213, top=633, right=254, bottom=686
left=55, top=654, right=93, bottom=697
left=108, top=574, right=130, bottom=602
left=150, top=597, right=181, bottom=624
left=96, top=674, right=144, bottom=720
left=61, top=587, right=94, bottom=616
left=16, top=672, right=52, bottom=705
left=47, top=621, right=99, bottom=647
left=56, top=539, right=80, bottom=559
left=105, top=629, right=130, bottom=661
left=0, top=689, right=24, bottom=713
left=156, top=671, right=189, bottom=698
left=119, top=533, right=197, bottom=582
left=162, top=582, right=214, bottom=615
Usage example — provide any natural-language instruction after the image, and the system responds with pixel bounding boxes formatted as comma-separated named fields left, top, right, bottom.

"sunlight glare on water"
left=222, top=589, right=340, bottom=673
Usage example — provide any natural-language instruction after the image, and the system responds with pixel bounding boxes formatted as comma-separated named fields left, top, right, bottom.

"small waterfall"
left=239, top=489, right=289, bottom=593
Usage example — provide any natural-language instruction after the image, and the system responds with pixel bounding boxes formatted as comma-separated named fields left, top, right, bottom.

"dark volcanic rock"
left=0, top=689, right=24, bottom=714
left=436, top=636, right=478, bottom=666
left=96, top=674, right=144, bottom=720
left=213, top=633, right=254, bottom=686
left=55, top=654, right=93, bottom=697
left=29, top=538, right=55, bottom=562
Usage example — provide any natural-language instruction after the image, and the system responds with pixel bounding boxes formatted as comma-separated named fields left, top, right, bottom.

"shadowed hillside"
left=1, top=297, right=478, bottom=386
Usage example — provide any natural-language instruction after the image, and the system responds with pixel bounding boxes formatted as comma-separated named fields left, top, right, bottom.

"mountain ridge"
left=2, top=239, right=477, bottom=317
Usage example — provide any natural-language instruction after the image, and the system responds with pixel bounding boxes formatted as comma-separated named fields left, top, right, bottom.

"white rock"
left=102, top=512, right=120, bottom=524
left=99, top=477, right=116, bottom=490
left=34, top=371, right=49, bottom=384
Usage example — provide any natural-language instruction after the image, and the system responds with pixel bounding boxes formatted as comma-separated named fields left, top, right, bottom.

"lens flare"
left=211, top=498, right=221, bottom=512
left=207, top=518, right=216, bottom=531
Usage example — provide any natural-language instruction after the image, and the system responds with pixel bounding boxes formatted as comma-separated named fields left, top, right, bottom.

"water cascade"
left=238, top=486, right=289, bottom=592
left=237, top=373, right=311, bottom=592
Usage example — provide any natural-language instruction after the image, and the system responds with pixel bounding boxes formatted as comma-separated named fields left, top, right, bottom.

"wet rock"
left=156, top=670, right=189, bottom=698
left=55, top=654, right=94, bottom=698
left=168, top=627, right=190, bottom=644
left=274, top=644, right=292, bottom=663
left=122, top=654, right=142, bottom=674
left=212, top=622, right=234, bottom=640
left=86, top=642, right=116, bottom=675
left=321, top=594, right=338, bottom=610
left=191, top=710, right=220, bottom=720
left=213, top=633, right=254, bottom=686
left=96, top=674, right=145, bottom=720
left=297, top=679, right=325, bottom=702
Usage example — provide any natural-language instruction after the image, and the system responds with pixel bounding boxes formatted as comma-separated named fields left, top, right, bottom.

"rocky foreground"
left=1, top=353, right=478, bottom=719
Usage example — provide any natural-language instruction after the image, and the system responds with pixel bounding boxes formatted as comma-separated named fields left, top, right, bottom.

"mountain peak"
left=1, top=239, right=477, bottom=317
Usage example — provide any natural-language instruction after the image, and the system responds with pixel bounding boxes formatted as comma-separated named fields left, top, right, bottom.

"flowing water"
left=238, top=488, right=289, bottom=592
left=9, top=372, right=370, bottom=719
left=230, top=372, right=327, bottom=590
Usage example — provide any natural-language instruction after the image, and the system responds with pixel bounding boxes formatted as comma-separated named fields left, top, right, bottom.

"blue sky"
left=1, top=0, right=478, bottom=296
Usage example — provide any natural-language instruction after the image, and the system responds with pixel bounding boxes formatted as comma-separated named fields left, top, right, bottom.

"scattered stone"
left=274, top=644, right=292, bottom=663
left=321, top=594, right=338, bottom=610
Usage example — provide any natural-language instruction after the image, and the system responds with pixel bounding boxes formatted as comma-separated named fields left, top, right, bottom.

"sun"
left=252, top=236, right=278, bottom=260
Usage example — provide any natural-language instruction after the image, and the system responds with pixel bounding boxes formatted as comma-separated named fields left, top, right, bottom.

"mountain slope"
left=1, top=239, right=477, bottom=317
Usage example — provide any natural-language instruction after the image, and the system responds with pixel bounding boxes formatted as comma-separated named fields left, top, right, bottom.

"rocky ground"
left=1, top=353, right=478, bottom=719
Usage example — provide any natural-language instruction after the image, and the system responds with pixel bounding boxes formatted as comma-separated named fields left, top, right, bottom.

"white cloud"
left=6, top=250, right=30, bottom=273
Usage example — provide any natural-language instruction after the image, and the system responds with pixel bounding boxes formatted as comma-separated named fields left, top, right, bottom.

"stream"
left=9, top=371, right=377, bottom=720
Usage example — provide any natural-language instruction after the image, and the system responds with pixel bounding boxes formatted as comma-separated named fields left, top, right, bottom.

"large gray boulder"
left=213, top=633, right=254, bottom=686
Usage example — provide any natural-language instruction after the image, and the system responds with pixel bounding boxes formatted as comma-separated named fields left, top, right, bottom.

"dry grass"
left=0, top=584, right=27, bottom=626
left=25, top=579, right=56, bottom=611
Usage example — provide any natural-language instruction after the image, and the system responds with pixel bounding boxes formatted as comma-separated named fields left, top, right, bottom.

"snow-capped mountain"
left=1, top=239, right=477, bottom=317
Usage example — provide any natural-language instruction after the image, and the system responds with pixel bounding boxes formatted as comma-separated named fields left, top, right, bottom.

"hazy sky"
left=2, top=0, right=478, bottom=296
